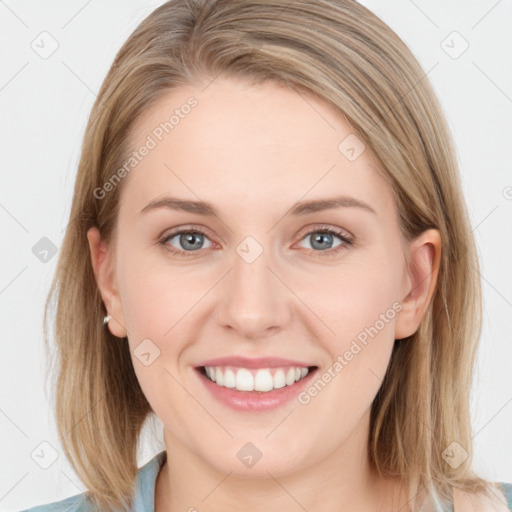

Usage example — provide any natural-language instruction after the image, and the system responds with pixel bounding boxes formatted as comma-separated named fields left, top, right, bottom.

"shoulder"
left=499, top=482, right=512, bottom=511
left=21, top=451, right=167, bottom=512
left=20, top=492, right=94, bottom=512
left=453, top=482, right=512, bottom=512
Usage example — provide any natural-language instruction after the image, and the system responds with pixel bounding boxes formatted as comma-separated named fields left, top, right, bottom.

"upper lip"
left=196, top=356, right=316, bottom=369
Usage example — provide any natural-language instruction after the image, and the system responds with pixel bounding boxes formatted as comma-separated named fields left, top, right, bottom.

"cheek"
left=299, top=256, right=402, bottom=426
left=297, top=251, right=402, bottom=413
left=301, top=250, right=403, bottom=347
left=115, top=252, right=197, bottom=421
left=115, top=238, right=197, bottom=339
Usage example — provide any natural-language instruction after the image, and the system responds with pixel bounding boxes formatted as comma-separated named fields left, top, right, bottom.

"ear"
left=86, top=226, right=127, bottom=338
left=394, top=229, right=442, bottom=340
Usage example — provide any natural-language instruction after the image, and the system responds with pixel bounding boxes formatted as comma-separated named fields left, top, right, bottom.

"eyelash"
left=158, top=224, right=354, bottom=258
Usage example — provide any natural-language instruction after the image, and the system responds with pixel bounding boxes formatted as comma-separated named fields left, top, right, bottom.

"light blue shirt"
left=20, top=450, right=512, bottom=511
left=21, top=450, right=167, bottom=511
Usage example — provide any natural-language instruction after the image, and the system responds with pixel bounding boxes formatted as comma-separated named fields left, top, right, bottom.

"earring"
left=103, top=315, right=112, bottom=325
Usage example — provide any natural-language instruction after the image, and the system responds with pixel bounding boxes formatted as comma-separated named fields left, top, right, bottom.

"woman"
left=23, top=0, right=512, bottom=511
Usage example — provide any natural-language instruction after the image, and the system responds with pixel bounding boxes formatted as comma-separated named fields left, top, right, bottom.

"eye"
left=159, top=227, right=214, bottom=257
left=158, top=224, right=354, bottom=258
left=296, top=225, right=353, bottom=256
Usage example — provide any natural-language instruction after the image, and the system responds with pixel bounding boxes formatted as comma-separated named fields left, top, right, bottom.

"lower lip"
left=194, top=367, right=318, bottom=412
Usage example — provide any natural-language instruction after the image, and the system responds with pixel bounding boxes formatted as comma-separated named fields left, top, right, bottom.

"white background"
left=0, top=0, right=511, bottom=510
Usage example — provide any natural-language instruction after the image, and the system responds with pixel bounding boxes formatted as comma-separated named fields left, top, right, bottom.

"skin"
left=87, top=77, right=441, bottom=512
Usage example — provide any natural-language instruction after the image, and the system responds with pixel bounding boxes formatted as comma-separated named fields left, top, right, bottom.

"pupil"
left=182, top=233, right=202, bottom=250
left=312, top=233, right=332, bottom=250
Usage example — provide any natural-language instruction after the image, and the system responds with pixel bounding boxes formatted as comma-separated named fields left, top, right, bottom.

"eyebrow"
left=139, top=195, right=377, bottom=217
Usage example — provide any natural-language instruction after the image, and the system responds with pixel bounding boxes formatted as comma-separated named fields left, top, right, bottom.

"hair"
left=42, top=0, right=495, bottom=510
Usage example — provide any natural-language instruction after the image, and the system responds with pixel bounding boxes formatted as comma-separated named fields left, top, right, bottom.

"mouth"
left=193, top=356, right=320, bottom=411
left=196, top=365, right=318, bottom=393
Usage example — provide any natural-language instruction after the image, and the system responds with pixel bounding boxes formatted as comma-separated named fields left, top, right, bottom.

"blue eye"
left=298, top=227, right=352, bottom=253
left=160, top=228, right=213, bottom=255
left=159, top=225, right=353, bottom=258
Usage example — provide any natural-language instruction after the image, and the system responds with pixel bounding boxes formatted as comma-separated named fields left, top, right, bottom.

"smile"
left=194, top=356, right=319, bottom=411
left=202, top=365, right=313, bottom=392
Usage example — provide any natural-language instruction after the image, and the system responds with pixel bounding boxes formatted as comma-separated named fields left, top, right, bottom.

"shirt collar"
left=131, top=450, right=167, bottom=511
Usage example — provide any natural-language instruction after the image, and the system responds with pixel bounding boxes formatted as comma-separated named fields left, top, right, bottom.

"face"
left=88, top=77, right=440, bottom=479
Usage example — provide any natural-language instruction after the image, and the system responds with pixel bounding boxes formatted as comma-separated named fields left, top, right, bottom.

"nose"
left=214, top=242, right=292, bottom=340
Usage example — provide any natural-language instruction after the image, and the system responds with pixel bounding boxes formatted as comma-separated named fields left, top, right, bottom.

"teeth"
left=236, top=368, right=254, bottom=391
left=273, top=369, right=286, bottom=389
left=286, top=368, right=296, bottom=385
left=254, top=369, right=273, bottom=392
left=203, top=366, right=311, bottom=392
left=223, top=369, right=236, bottom=388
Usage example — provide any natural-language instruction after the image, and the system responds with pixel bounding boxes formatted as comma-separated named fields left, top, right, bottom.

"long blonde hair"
left=43, top=0, right=493, bottom=510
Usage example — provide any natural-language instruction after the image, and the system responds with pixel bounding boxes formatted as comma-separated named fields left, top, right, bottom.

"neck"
left=154, top=413, right=409, bottom=512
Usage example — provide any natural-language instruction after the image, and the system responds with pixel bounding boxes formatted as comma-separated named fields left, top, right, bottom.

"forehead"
left=119, top=78, right=394, bottom=221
